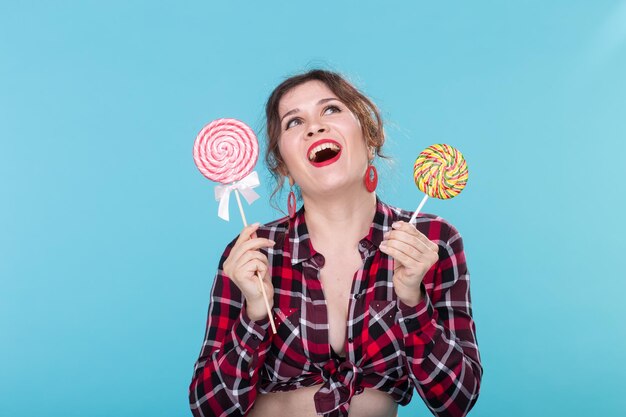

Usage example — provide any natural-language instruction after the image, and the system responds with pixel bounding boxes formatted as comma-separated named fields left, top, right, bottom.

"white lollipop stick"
left=234, top=189, right=277, bottom=334
left=409, top=194, right=429, bottom=225
left=234, top=189, right=248, bottom=226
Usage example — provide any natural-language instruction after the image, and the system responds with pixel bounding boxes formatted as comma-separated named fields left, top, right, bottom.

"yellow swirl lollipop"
left=409, top=144, right=468, bottom=223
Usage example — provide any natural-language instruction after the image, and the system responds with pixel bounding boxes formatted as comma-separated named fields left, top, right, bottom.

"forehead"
left=278, top=80, right=338, bottom=114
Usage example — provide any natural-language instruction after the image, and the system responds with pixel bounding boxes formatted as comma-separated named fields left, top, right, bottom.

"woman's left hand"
left=379, top=221, right=440, bottom=307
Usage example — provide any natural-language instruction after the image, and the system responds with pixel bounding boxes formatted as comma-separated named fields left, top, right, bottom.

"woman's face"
left=277, top=80, right=371, bottom=196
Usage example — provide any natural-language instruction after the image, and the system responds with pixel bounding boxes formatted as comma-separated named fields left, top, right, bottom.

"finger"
left=229, top=237, right=275, bottom=264
left=391, top=221, right=419, bottom=235
left=237, top=251, right=269, bottom=273
left=235, top=257, right=267, bottom=281
left=238, top=237, right=276, bottom=254
left=242, top=258, right=269, bottom=280
left=380, top=239, right=437, bottom=268
left=238, top=260, right=271, bottom=298
left=385, top=229, right=437, bottom=256
left=225, top=249, right=265, bottom=275
left=244, top=260, right=273, bottom=291
left=234, top=222, right=261, bottom=246
left=379, top=243, right=416, bottom=268
left=381, top=239, right=424, bottom=264
left=392, top=221, right=439, bottom=252
left=229, top=223, right=261, bottom=260
left=384, top=230, right=428, bottom=255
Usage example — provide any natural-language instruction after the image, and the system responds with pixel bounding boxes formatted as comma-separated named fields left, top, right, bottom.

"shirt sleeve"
left=396, top=223, right=483, bottom=417
left=189, top=240, right=273, bottom=417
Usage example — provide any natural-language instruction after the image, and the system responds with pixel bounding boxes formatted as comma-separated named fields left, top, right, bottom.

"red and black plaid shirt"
left=189, top=198, right=482, bottom=417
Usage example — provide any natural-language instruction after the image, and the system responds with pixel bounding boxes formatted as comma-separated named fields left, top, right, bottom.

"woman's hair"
left=265, top=69, right=386, bottom=206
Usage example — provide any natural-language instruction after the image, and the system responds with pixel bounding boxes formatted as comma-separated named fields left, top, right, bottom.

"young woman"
left=189, top=70, right=482, bottom=417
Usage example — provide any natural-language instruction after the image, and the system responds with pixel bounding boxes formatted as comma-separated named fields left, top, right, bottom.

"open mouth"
left=307, top=140, right=342, bottom=167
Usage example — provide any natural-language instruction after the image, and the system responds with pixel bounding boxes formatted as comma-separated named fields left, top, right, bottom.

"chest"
left=265, top=244, right=407, bottom=380
left=318, top=250, right=363, bottom=356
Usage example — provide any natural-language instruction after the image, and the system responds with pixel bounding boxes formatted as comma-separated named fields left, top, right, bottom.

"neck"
left=301, top=189, right=377, bottom=251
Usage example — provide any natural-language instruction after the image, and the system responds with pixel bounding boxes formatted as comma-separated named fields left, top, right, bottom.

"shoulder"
left=256, top=215, right=290, bottom=243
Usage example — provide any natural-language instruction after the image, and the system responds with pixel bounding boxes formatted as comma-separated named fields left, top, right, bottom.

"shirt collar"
left=287, top=205, right=317, bottom=265
left=287, top=197, right=399, bottom=265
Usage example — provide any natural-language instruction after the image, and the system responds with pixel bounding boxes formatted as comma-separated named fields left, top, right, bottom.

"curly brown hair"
left=265, top=69, right=386, bottom=206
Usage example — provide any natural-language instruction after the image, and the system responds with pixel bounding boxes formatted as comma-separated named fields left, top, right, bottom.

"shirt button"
left=313, top=254, right=325, bottom=267
left=354, top=293, right=360, bottom=300
left=355, top=386, right=364, bottom=395
left=347, top=337, right=353, bottom=343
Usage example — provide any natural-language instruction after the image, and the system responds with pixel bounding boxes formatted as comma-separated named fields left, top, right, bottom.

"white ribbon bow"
left=214, top=171, right=261, bottom=221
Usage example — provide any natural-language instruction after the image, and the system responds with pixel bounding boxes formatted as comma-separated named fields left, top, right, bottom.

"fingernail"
left=392, top=222, right=400, bottom=228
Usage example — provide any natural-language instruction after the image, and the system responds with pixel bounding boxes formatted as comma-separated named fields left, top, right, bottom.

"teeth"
left=308, top=142, right=341, bottom=161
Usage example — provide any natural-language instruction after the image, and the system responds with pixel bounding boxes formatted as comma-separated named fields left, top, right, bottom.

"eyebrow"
left=280, top=97, right=340, bottom=123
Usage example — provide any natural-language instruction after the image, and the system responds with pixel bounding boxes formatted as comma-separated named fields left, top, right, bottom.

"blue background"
left=2, top=1, right=625, bottom=416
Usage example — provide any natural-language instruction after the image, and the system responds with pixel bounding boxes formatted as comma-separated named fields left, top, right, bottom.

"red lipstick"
left=307, top=139, right=342, bottom=168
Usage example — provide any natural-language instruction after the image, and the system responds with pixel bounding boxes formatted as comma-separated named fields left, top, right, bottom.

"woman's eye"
left=285, top=117, right=302, bottom=130
left=324, top=105, right=341, bottom=115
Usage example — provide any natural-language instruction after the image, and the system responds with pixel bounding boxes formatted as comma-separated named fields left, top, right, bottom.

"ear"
left=368, top=146, right=376, bottom=161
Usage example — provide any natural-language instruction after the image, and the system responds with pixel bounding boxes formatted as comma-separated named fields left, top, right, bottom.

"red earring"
left=364, top=164, right=378, bottom=192
left=287, top=186, right=297, bottom=218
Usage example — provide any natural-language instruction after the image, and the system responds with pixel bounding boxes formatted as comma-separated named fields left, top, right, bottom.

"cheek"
left=278, top=136, right=289, bottom=154
left=351, top=112, right=362, bottom=129
left=344, top=116, right=364, bottom=139
left=277, top=138, right=297, bottom=167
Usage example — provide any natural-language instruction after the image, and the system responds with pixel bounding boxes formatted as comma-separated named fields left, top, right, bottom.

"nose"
left=307, top=126, right=326, bottom=137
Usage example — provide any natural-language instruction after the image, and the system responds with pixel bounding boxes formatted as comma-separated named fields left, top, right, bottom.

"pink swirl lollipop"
left=192, top=118, right=275, bottom=333
left=193, top=118, right=258, bottom=184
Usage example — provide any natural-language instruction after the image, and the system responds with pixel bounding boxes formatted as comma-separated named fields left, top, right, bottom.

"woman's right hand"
left=222, top=223, right=275, bottom=321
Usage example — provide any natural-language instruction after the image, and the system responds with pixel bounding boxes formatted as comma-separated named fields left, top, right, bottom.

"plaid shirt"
left=189, top=198, right=482, bottom=417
